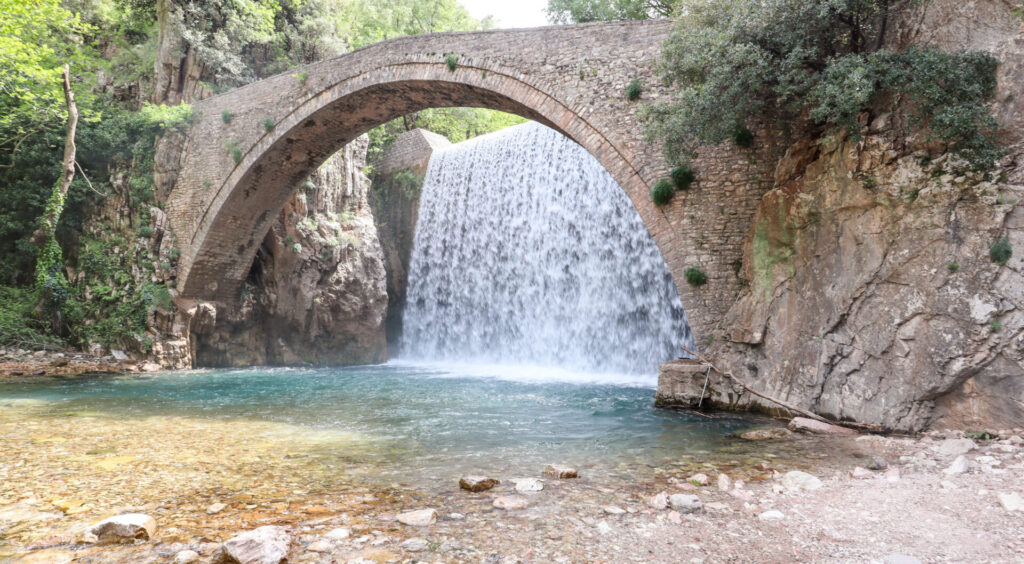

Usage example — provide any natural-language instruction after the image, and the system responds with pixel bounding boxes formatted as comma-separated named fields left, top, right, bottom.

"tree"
left=641, top=0, right=1002, bottom=170
left=546, top=0, right=676, bottom=23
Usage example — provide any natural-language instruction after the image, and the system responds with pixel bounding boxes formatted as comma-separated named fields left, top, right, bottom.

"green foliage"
left=546, top=0, right=676, bottom=23
left=294, top=71, right=309, bottom=85
left=232, top=146, right=243, bottom=164
left=947, top=262, right=959, bottom=273
left=367, top=109, right=525, bottom=165
left=650, top=179, right=674, bottom=206
left=670, top=164, right=695, bottom=190
left=445, top=54, right=458, bottom=72
left=0, top=286, right=62, bottom=349
left=684, top=266, right=708, bottom=286
left=732, top=126, right=754, bottom=148
left=643, top=0, right=1002, bottom=170
left=990, top=237, right=1012, bottom=266
left=338, top=0, right=486, bottom=50
left=138, top=225, right=154, bottom=238
left=863, top=177, right=877, bottom=190
left=221, top=109, right=233, bottom=124
left=263, top=118, right=275, bottom=132
left=626, top=78, right=642, bottom=101
left=990, top=319, right=1002, bottom=333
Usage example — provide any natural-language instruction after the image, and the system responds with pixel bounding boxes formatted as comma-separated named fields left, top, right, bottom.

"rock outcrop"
left=192, top=136, right=388, bottom=366
left=658, top=0, right=1024, bottom=432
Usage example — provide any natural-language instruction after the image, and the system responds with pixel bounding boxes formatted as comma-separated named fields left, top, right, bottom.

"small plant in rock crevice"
left=294, top=71, right=308, bottom=86
left=650, top=179, right=674, bottom=206
left=626, top=78, right=642, bottom=101
left=732, top=126, right=754, bottom=148
left=947, top=262, right=960, bottom=273
left=671, top=164, right=695, bottom=190
left=684, top=266, right=708, bottom=286
left=262, top=118, right=275, bottom=132
left=221, top=109, right=232, bottom=124
left=990, top=319, right=1003, bottom=333
left=445, top=53, right=458, bottom=72
left=990, top=237, right=1012, bottom=265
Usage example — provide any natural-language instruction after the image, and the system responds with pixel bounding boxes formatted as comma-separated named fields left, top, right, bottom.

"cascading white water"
left=400, top=122, right=694, bottom=375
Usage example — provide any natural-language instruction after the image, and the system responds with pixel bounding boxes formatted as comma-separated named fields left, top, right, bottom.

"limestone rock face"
left=193, top=136, right=388, bottom=366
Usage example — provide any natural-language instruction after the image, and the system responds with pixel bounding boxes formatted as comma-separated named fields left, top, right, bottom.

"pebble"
left=936, top=438, right=976, bottom=457
left=325, top=527, right=351, bottom=540
left=512, top=478, right=544, bottom=493
left=602, top=505, right=626, bottom=515
left=780, top=470, right=822, bottom=491
left=206, top=502, right=227, bottom=514
left=459, top=476, right=499, bottom=492
left=307, top=540, right=332, bottom=552
left=669, top=494, right=702, bottom=513
left=173, top=550, right=199, bottom=564
left=998, top=492, right=1024, bottom=512
left=397, top=509, right=437, bottom=526
left=402, top=537, right=430, bottom=552
left=220, top=526, right=291, bottom=564
left=648, top=492, right=669, bottom=509
left=943, top=455, right=969, bottom=475
left=87, top=513, right=157, bottom=544
left=688, top=473, right=709, bottom=486
left=758, top=510, right=785, bottom=521
left=493, top=496, right=528, bottom=510
left=717, top=473, right=731, bottom=491
left=867, top=456, right=888, bottom=471
left=544, top=464, right=578, bottom=479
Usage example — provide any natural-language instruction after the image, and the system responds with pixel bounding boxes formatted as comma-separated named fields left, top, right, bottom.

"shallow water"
left=0, top=363, right=784, bottom=489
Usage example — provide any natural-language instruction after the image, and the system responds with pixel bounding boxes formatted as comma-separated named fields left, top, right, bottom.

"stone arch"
left=177, top=66, right=674, bottom=303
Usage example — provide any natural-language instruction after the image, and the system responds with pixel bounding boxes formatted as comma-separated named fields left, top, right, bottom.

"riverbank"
left=0, top=348, right=148, bottom=379
left=1, top=383, right=1021, bottom=563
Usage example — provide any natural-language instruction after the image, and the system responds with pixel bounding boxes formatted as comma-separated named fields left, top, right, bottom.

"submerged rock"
left=740, top=428, right=791, bottom=441
left=87, top=513, right=157, bottom=544
left=493, top=496, right=529, bottom=510
left=459, top=476, right=499, bottom=492
left=544, top=464, right=578, bottom=479
left=217, top=526, right=291, bottom=564
left=397, top=509, right=437, bottom=527
left=512, top=478, right=544, bottom=493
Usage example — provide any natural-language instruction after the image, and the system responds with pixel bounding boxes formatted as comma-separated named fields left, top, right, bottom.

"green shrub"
left=670, top=164, right=695, bottom=190
left=947, top=262, right=960, bottom=273
left=168, top=247, right=181, bottom=262
left=138, top=225, right=154, bottom=238
left=302, top=179, right=317, bottom=191
left=262, top=118, right=275, bottom=132
left=294, top=71, right=308, bottom=85
left=0, top=286, right=61, bottom=349
left=732, top=126, right=754, bottom=148
left=990, top=319, right=1002, bottom=332
left=626, top=78, right=642, bottom=101
left=445, top=54, right=458, bottom=72
left=684, top=266, right=708, bottom=286
left=862, top=177, right=877, bottom=189
left=221, top=109, right=232, bottom=124
left=990, top=237, right=1012, bottom=265
left=650, top=179, right=674, bottom=206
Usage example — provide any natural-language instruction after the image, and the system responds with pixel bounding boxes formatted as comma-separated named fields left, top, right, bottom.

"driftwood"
left=681, top=345, right=885, bottom=433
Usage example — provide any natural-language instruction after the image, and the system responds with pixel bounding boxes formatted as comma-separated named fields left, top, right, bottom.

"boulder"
left=787, top=417, right=856, bottom=435
left=648, top=492, right=669, bottom=509
left=668, top=494, right=702, bottom=513
left=459, top=476, right=499, bottom=492
left=217, top=526, right=291, bottom=564
left=780, top=471, right=822, bottom=491
left=544, top=465, right=578, bottom=479
left=87, top=513, right=157, bottom=544
left=867, top=456, right=889, bottom=471
left=397, top=509, right=437, bottom=527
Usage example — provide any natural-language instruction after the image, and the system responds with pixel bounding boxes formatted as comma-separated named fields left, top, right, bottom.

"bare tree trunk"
left=30, top=65, right=78, bottom=250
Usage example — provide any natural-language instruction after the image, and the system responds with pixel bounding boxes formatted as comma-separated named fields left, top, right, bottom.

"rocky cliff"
left=658, top=0, right=1024, bottom=432
left=191, top=136, right=388, bottom=366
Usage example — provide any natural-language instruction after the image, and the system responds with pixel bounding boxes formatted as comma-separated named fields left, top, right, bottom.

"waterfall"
left=400, top=122, right=693, bottom=375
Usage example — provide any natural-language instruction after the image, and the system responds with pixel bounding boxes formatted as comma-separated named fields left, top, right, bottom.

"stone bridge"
left=162, top=19, right=776, bottom=340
